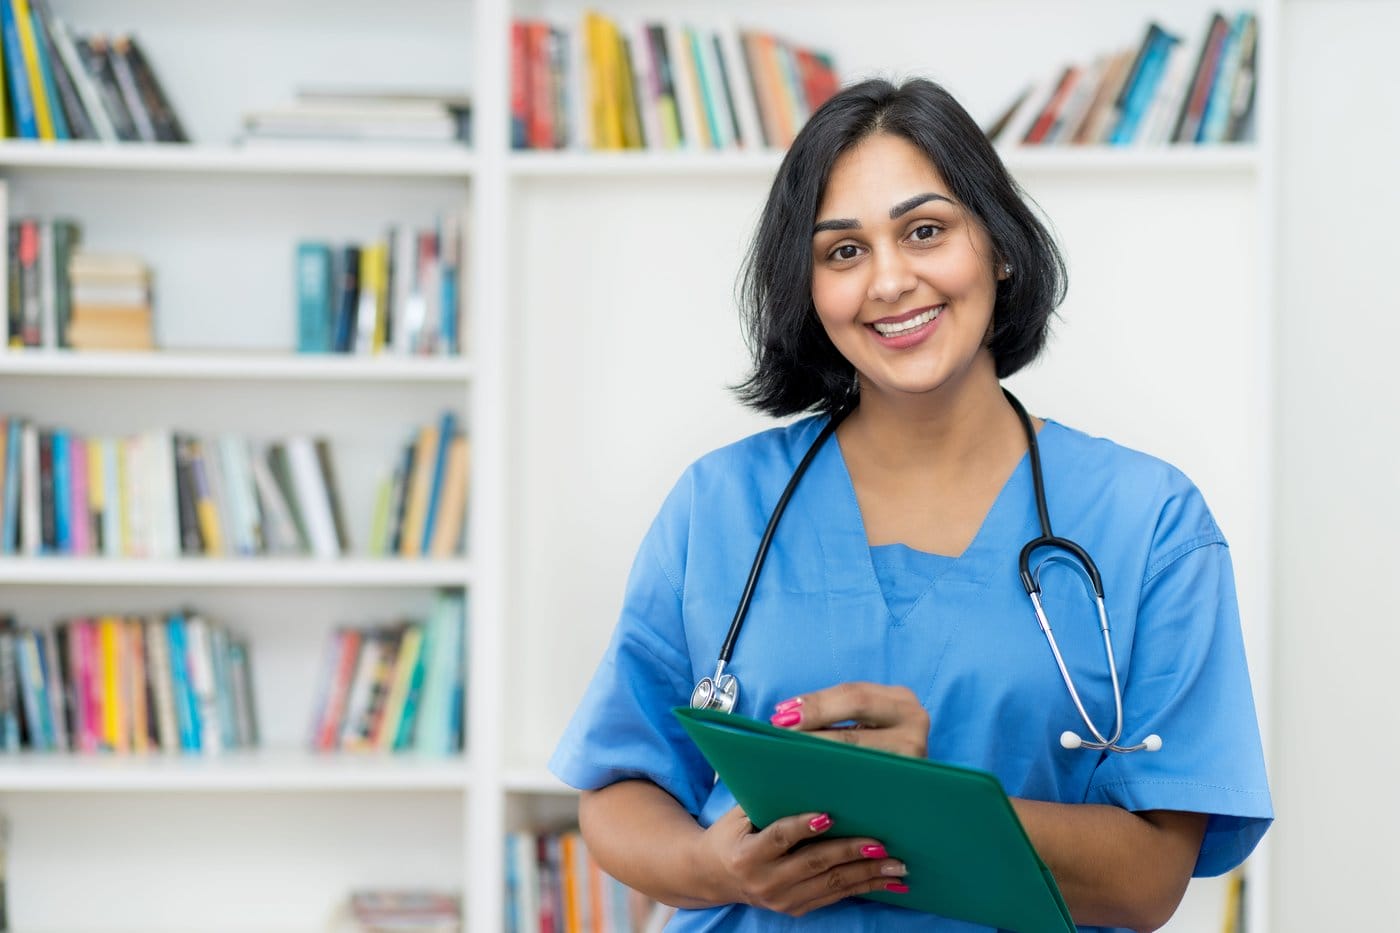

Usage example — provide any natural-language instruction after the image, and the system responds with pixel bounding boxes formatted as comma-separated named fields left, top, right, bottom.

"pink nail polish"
left=808, top=813, right=832, bottom=832
left=860, top=844, right=887, bottom=859
left=770, top=709, right=802, bottom=727
left=775, top=697, right=803, bottom=713
left=884, top=882, right=909, bottom=894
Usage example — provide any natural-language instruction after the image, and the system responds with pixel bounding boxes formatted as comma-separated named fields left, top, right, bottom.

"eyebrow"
left=812, top=192, right=954, bottom=235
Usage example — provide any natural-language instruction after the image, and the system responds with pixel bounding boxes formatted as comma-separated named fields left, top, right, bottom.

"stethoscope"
left=690, top=389, right=1162, bottom=755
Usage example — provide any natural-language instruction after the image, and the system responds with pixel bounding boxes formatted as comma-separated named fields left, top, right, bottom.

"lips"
left=870, top=305, right=943, bottom=337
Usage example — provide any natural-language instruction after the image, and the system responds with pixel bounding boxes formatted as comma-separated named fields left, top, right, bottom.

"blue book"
left=393, top=623, right=430, bottom=751
left=446, top=591, right=467, bottom=750
left=15, top=631, right=45, bottom=749
left=1199, top=13, right=1249, bottom=144
left=51, top=429, right=71, bottom=553
left=296, top=242, right=333, bottom=353
left=0, top=0, right=38, bottom=138
left=688, top=28, right=722, bottom=148
left=2, top=418, right=22, bottom=554
left=166, top=616, right=201, bottom=752
left=1109, top=26, right=1177, bottom=145
left=331, top=245, right=360, bottom=353
left=25, top=0, right=68, bottom=139
left=439, top=257, right=458, bottom=355
left=419, top=411, right=457, bottom=554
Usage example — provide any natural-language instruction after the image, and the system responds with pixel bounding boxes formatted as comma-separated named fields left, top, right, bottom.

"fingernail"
left=770, top=710, right=802, bottom=727
left=881, top=862, right=908, bottom=877
left=884, top=882, right=909, bottom=894
left=808, top=813, right=832, bottom=832
left=775, top=697, right=803, bottom=713
left=859, top=844, right=887, bottom=859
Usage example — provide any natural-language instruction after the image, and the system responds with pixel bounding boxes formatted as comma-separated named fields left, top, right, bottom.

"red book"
left=1172, top=13, right=1229, bottom=143
left=1023, top=66, right=1080, bottom=144
left=315, top=629, right=362, bottom=751
left=527, top=22, right=554, bottom=149
left=510, top=22, right=529, bottom=148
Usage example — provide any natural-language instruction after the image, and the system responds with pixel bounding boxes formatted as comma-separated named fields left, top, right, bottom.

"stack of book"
left=297, top=217, right=463, bottom=357
left=241, top=88, right=471, bottom=147
left=344, top=890, right=460, bottom=933
left=505, top=828, right=670, bottom=933
left=368, top=411, right=469, bottom=560
left=0, top=610, right=256, bottom=755
left=986, top=10, right=1258, bottom=148
left=0, top=414, right=371, bottom=560
left=511, top=14, right=839, bottom=151
left=1, top=0, right=188, bottom=143
left=308, top=590, right=466, bottom=757
left=66, top=251, right=154, bottom=350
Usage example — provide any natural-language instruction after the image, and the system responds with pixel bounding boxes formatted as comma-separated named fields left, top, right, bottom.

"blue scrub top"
left=550, top=416, right=1273, bottom=933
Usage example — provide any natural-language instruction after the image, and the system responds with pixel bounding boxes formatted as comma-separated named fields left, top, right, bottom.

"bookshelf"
left=0, top=2, right=1276, bottom=933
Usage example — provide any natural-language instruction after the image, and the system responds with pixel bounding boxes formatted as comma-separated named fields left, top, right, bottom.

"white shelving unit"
left=0, top=0, right=1276, bottom=931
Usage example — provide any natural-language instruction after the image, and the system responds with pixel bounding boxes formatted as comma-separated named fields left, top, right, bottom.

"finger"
left=742, top=835, right=902, bottom=913
left=748, top=809, right=835, bottom=857
left=770, top=682, right=923, bottom=732
left=713, top=804, right=755, bottom=841
left=778, top=851, right=911, bottom=916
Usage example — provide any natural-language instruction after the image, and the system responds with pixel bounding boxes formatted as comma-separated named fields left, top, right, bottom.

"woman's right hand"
left=694, top=804, right=909, bottom=917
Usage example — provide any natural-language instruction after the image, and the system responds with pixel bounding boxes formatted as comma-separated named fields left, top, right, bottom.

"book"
left=285, top=435, right=340, bottom=559
left=73, top=35, right=138, bottom=141
left=296, top=242, right=333, bottom=353
left=120, top=36, right=187, bottom=142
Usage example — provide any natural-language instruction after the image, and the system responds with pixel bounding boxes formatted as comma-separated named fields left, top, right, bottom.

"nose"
left=866, top=245, right=917, bottom=304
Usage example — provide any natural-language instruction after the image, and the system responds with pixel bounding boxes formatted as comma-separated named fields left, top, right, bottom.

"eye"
left=908, top=223, right=942, bottom=244
left=828, top=243, right=863, bottom=262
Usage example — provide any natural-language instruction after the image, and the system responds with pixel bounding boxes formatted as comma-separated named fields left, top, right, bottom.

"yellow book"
left=11, top=0, right=55, bottom=140
left=585, top=13, right=625, bottom=149
left=87, top=438, right=105, bottom=531
left=398, top=423, right=439, bottom=558
left=0, top=23, right=7, bottom=138
left=613, top=24, right=644, bottom=148
left=98, top=616, right=127, bottom=752
left=374, top=625, right=422, bottom=751
left=191, top=439, right=225, bottom=556
left=372, top=243, right=389, bottom=353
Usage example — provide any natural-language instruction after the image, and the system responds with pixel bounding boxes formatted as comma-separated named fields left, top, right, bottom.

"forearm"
left=1011, top=799, right=1205, bottom=933
left=578, top=780, right=729, bottom=910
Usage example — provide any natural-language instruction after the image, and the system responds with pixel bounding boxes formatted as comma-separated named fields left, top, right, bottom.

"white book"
left=184, top=615, right=222, bottom=754
left=390, top=225, right=415, bottom=355
left=629, top=20, right=663, bottom=151
left=39, top=221, right=56, bottom=350
left=48, top=15, right=119, bottom=142
left=338, top=632, right=382, bottom=749
left=1140, top=41, right=1190, bottom=147
left=142, top=429, right=179, bottom=560
left=567, top=20, right=590, bottom=149
left=100, top=438, right=121, bottom=557
left=201, top=434, right=242, bottom=555
left=216, top=435, right=257, bottom=556
left=510, top=831, right=539, bottom=933
left=717, top=26, right=764, bottom=151
left=999, top=70, right=1059, bottom=150
left=248, top=446, right=301, bottom=554
left=285, top=436, right=340, bottom=559
left=20, top=423, right=40, bottom=557
left=664, top=21, right=704, bottom=150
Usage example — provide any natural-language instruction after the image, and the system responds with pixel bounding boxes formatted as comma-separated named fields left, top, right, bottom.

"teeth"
left=873, top=307, right=941, bottom=337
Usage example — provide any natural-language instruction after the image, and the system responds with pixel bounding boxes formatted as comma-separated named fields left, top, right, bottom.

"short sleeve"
left=1086, top=511, right=1273, bottom=877
left=547, top=470, right=714, bottom=816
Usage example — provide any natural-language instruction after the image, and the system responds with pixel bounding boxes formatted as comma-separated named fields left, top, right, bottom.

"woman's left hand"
left=768, top=682, right=929, bottom=759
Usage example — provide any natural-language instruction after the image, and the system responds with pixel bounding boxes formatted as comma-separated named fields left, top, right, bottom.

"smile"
left=871, top=306, right=942, bottom=337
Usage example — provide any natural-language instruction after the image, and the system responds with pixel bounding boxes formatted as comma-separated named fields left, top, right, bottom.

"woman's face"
left=810, top=132, right=1005, bottom=405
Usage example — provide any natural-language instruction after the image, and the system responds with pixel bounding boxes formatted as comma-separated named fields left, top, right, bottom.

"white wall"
left=1272, top=1, right=1400, bottom=927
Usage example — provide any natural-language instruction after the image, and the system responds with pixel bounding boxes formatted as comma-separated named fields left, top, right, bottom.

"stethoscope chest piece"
left=690, top=667, right=738, bottom=713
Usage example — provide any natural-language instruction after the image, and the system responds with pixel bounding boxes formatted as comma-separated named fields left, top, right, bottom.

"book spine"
left=165, top=616, right=200, bottom=752
left=29, top=0, right=89, bottom=139
left=50, top=429, right=70, bottom=553
left=19, top=423, right=40, bottom=556
left=123, top=37, right=187, bottom=142
left=285, top=436, right=339, bottom=559
left=229, top=639, right=257, bottom=747
left=11, top=0, right=55, bottom=138
left=21, top=0, right=66, bottom=138
left=145, top=617, right=178, bottom=753
left=0, top=1, right=37, bottom=138
left=296, top=242, right=333, bottom=354
left=107, top=35, right=154, bottom=141
left=0, top=623, right=19, bottom=750
left=126, top=618, right=148, bottom=753
left=68, top=431, right=89, bottom=555
left=2, top=418, right=22, bottom=555
left=37, top=429, right=54, bottom=553
left=43, top=8, right=112, bottom=140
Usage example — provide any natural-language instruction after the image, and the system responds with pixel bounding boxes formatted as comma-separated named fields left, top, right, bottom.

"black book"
left=75, top=36, right=140, bottom=141
left=332, top=245, right=360, bottom=353
left=38, top=431, right=55, bottom=553
left=266, top=444, right=310, bottom=553
left=173, top=434, right=205, bottom=555
left=711, top=35, right=743, bottom=148
left=106, top=35, right=156, bottom=142
left=6, top=223, right=20, bottom=348
left=52, top=622, right=76, bottom=748
left=1171, top=12, right=1229, bottom=144
left=29, top=0, right=97, bottom=140
left=122, top=36, right=189, bottom=143
left=646, top=25, right=680, bottom=145
left=387, top=440, right=416, bottom=554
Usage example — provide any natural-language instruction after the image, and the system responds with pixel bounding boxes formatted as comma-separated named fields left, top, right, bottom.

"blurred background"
left=0, top=0, right=1386, bottom=930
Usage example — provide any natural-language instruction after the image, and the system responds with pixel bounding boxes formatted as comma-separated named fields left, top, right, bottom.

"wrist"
left=686, top=823, right=739, bottom=908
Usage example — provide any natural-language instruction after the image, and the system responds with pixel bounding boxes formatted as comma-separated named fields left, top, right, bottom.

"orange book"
left=398, top=423, right=440, bottom=557
left=560, top=832, right=582, bottom=933
left=127, top=618, right=149, bottom=753
left=428, top=434, right=469, bottom=557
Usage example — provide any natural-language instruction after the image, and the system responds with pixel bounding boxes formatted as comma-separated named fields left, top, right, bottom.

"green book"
left=673, top=707, right=1074, bottom=933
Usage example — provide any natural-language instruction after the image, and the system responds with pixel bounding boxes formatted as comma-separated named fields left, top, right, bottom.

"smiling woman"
left=548, top=78, right=1272, bottom=933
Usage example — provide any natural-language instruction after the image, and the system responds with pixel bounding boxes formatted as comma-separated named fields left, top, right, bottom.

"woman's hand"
left=694, top=804, right=909, bottom=916
left=769, top=682, right=930, bottom=758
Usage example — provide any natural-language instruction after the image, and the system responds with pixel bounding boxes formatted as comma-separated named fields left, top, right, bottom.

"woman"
left=549, top=78, right=1271, bottom=932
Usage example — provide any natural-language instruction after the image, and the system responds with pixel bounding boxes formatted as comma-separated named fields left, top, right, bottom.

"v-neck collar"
left=803, top=416, right=1054, bottom=619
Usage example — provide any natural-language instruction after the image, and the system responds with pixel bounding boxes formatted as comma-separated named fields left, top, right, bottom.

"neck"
left=840, top=359, right=1024, bottom=476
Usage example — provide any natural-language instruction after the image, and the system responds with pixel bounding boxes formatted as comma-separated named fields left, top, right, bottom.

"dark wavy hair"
left=734, top=77, right=1067, bottom=417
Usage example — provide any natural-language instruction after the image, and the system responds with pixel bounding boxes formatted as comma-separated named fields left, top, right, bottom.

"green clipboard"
left=674, top=706, right=1075, bottom=933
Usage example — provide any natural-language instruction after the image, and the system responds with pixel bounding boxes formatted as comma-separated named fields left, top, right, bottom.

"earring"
left=1002, top=263, right=1013, bottom=277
